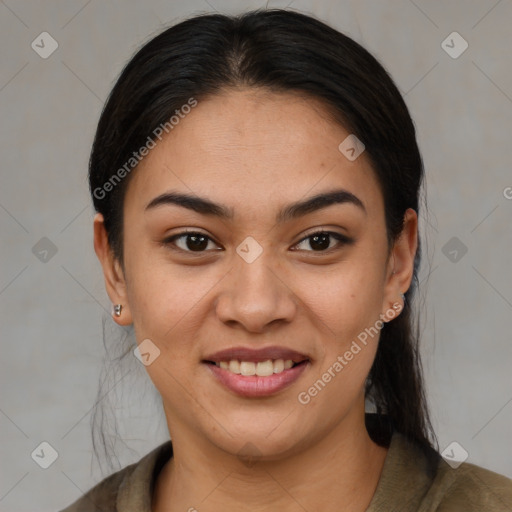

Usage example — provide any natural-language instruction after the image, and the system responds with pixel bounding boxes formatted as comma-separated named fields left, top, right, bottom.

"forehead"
left=124, top=88, right=384, bottom=221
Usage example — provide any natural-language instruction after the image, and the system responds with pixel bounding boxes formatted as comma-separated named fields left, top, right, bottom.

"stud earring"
left=400, top=293, right=405, bottom=302
left=112, top=304, right=122, bottom=317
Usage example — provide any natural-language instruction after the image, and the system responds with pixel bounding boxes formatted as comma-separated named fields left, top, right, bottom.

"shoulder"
left=59, top=441, right=173, bottom=512
left=367, top=428, right=512, bottom=512
left=58, top=463, right=136, bottom=512
left=427, top=459, right=512, bottom=511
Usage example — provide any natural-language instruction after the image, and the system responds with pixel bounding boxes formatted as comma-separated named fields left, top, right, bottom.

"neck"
left=153, top=413, right=388, bottom=512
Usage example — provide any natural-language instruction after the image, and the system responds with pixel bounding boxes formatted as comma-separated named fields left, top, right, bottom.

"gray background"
left=1, top=0, right=511, bottom=510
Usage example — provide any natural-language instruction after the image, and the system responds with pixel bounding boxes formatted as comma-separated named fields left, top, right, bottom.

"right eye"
left=162, top=231, right=222, bottom=253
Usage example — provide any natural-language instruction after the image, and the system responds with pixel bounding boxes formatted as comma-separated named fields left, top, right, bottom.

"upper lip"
left=203, top=346, right=310, bottom=363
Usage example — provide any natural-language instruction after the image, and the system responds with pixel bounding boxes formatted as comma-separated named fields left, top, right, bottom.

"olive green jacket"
left=61, top=432, right=512, bottom=511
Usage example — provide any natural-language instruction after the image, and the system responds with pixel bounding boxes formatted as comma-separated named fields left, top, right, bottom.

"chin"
left=201, top=414, right=313, bottom=462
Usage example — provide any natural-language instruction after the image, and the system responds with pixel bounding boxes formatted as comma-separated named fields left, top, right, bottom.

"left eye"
left=166, top=232, right=220, bottom=252
left=293, top=231, right=350, bottom=252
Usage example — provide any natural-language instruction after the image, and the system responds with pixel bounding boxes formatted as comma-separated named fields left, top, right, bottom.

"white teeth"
left=256, top=360, right=274, bottom=377
left=228, top=360, right=241, bottom=374
left=273, top=359, right=284, bottom=373
left=240, top=361, right=256, bottom=376
left=215, top=359, right=299, bottom=376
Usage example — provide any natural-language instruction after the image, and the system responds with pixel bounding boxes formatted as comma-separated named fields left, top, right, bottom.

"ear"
left=381, top=208, right=418, bottom=320
left=93, top=213, right=133, bottom=326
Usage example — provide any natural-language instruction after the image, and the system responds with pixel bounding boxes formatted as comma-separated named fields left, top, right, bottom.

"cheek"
left=124, top=248, right=220, bottom=344
left=294, top=260, right=386, bottom=343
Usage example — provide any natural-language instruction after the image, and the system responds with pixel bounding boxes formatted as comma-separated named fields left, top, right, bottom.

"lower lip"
left=205, top=362, right=309, bottom=398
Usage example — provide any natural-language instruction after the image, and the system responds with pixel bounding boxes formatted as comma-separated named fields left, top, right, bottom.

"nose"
left=214, top=254, right=297, bottom=333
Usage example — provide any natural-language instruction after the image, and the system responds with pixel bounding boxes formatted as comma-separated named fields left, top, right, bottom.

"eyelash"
left=161, top=229, right=353, bottom=255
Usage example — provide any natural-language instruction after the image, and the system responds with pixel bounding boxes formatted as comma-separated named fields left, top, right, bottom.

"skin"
left=94, top=87, right=417, bottom=511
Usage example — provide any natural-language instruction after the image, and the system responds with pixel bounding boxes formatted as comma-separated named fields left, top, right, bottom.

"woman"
left=61, top=8, right=512, bottom=512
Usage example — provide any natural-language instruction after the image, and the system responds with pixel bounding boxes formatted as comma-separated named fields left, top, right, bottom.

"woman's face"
left=96, top=88, right=416, bottom=459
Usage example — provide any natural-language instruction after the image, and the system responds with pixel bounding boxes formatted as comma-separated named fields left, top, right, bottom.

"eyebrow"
left=145, top=188, right=366, bottom=222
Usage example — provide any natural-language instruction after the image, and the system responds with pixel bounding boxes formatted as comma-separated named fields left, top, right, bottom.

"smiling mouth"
left=204, top=358, right=308, bottom=377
